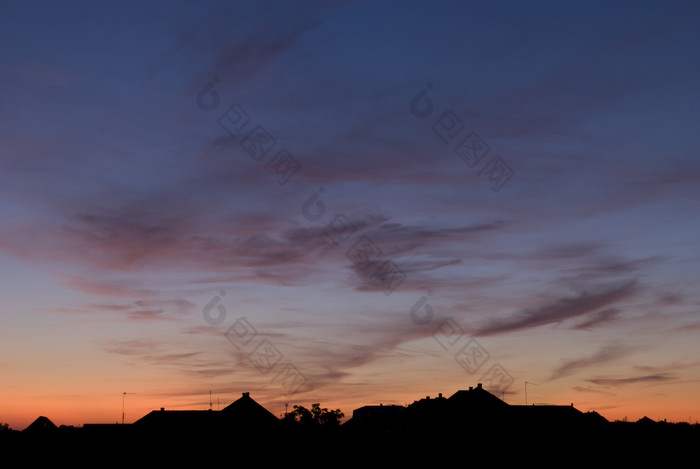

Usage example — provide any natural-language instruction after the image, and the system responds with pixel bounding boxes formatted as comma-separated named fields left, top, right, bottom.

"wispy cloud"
left=587, top=374, right=676, bottom=387
left=169, top=4, right=322, bottom=93
left=474, top=281, right=638, bottom=336
left=87, top=299, right=196, bottom=321
left=572, top=307, right=621, bottom=330
left=550, top=344, right=631, bottom=380
left=572, top=385, right=616, bottom=396
left=104, top=339, right=201, bottom=365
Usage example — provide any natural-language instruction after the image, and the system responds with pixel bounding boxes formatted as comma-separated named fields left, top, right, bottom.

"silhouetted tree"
left=312, top=403, right=344, bottom=426
left=283, top=404, right=313, bottom=425
left=283, top=403, right=344, bottom=427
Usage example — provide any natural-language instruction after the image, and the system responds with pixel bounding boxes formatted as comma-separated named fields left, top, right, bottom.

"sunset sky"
left=2, top=0, right=700, bottom=430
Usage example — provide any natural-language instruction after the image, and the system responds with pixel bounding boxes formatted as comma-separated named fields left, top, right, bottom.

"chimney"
left=242, top=392, right=250, bottom=398
left=160, top=408, right=164, bottom=411
left=426, top=396, right=430, bottom=400
left=477, top=383, right=482, bottom=389
left=469, top=387, right=473, bottom=391
left=438, top=393, right=443, bottom=398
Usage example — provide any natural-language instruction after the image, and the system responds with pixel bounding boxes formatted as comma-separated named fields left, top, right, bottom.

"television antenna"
left=525, top=381, right=537, bottom=406
left=122, top=392, right=135, bottom=424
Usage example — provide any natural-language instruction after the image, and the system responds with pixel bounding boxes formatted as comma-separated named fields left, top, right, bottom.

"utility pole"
left=122, top=392, right=135, bottom=424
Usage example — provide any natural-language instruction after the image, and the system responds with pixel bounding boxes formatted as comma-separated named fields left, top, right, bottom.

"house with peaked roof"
left=448, top=383, right=510, bottom=415
left=637, top=416, right=656, bottom=425
left=133, top=409, right=219, bottom=429
left=220, top=391, right=279, bottom=426
left=344, top=383, right=607, bottom=432
left=133, top=392, right=278, bottom=433
left=24, top=416, right=57, bottom=433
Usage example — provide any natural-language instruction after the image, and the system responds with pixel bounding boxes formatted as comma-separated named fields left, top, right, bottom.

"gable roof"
left=583, top=410, right=609, bottom=424
left=448, top=383, right=510, bottom=412
left=134, top=409, right=218, bottom=428
left=24, top=416, right=57, bottom=432
left=133, top=392, right=278, bottom=431
left=221, top=392, right=278, bottom=425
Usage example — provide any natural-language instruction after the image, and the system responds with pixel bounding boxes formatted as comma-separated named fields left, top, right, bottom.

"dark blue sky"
left=1, top=0, right=699, bottom=428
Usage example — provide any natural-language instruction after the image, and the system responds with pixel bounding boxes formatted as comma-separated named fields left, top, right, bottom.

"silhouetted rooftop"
left=221, top=391, right=279, bottom=425
left=345, top=404, right=406, bottom=426
left=133, top=392, right=278, bottom=430
left=448, top=383, right=510, bottom=412
left=24, top=416, right=57, bottom=433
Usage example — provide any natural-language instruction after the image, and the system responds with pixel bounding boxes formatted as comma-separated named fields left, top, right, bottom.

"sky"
left=1, top=0, right=699, bottom=430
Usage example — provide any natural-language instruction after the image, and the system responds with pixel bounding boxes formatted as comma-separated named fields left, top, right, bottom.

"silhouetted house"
left=637, top=416, right=656, bottom=425
left=344, top=382, right=608, bottom=441
left=404, top=393, right=451, bottom=428
left=82, top=422, right=131, bottom=437
left=449, top=383, right=507, bottom=407
left=409, top=392, right=447, bottom=409
left=344, top=384, right=510, bottom=432
left=448, top=383, right=509, bottom=418
left=344, top=404, right=406, bottom=428
left=220, top=392, right=279, bottom=429
left=133, top=392, right=277, bottom=436
left=583, top=410, right=609, bottom=425
left=134, top=409, right=219, bottom=430
left=509, top=403, right=586, bottom=430
left=24, top=416, right=57, bottom=433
